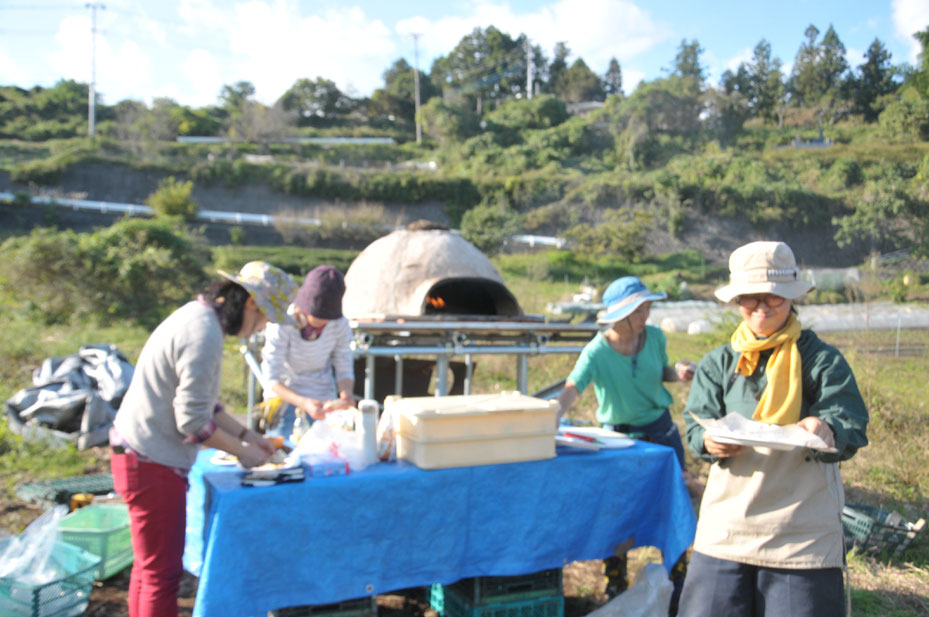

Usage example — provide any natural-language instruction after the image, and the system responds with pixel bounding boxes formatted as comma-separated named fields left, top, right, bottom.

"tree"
left=910, top=27, right=929, bottom=99
left=419, top=97, right=480, bottom=144
left=460, top=195, right=521, bottom=255
left=219, top=80, right=256, bottom=111
left=278, top=77, right=354, bottom=126
left=834, top=176, right=928, bottom=256
left=369, top=58, right=438, bottom=129
left=789, top=24, right=849, bottom=109
left=604, top=58, right=623, bottom=97
left=563, top=208, right=653, bottom=260
left=429, top=26, right=533, bottom=113
left=557, top=58, right=605, bottom=103
left=747, top=39, right=785, bottom=123
left=547, top=42, right=570, bottom=95
left=852, top=38, right=898, bottom=121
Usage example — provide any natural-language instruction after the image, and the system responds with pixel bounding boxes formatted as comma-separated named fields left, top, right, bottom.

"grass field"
left=1, top=254, right=928, bottom=616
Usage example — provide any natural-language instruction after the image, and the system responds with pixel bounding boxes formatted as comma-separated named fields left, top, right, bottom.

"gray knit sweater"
left=114, top=301, right=224, bottom=470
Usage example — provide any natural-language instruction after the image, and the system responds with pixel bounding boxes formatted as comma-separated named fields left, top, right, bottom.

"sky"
left=1, top=0, right=928, bottom=109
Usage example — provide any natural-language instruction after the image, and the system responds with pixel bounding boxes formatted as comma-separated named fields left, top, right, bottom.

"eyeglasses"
left=736, top=294, right=786, bottom=310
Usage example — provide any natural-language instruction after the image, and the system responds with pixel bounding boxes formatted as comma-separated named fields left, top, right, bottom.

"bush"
left=460, top=196, right=522, bottom=255
left=0, top=219, right=210, bottom=326
left=146, top=176, right=199, bottom=220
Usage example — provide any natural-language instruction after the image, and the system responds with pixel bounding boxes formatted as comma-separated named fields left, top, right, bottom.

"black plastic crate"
left=269, top=596, right=377, bottom=617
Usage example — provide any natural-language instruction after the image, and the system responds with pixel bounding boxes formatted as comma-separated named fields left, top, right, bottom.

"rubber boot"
left=602, top=554, right=628, bottom=599
left=668, top=553, right=688, bottom=617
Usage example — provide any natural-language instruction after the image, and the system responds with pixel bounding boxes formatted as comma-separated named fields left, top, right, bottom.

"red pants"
left=111, top=450, right=187, bottom=617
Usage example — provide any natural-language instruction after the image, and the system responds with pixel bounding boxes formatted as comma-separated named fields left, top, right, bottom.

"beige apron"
left=693, top=446, right=846, bottom=569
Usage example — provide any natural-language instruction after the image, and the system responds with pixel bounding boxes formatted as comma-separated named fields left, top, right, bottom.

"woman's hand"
left=241, top=427, right=275, bottom=455
left=704, top=434, right=746, bottom=458
left=236, top=442, right=272, bottom=468
left=301, top=397, right=326, bottom=420
left=674, top=360, right=696, bottom=382
left=797, top=416, right=835, bottom=448
left=338, top=390, right=356, bottom=409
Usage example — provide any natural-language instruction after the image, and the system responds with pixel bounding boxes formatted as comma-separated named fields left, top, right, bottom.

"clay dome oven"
left=342, top=227, right=522, bottom=319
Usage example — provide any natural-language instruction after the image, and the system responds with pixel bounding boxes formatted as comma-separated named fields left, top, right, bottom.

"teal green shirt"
left=683, top=329, right=869, bottom=463
left=568, top=325, right=673, bottom=426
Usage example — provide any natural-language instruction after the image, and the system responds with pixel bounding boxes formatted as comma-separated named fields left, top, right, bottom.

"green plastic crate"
left=269, top=596, right=377, bottom=617
left=444, top=570, right=562, bottom=606
left=0, top=539, right=101, bottom=617
left=58, top=503, right=133, bottom=580
left=15, top=474, right=114, bottom=509
left=842, top=502, right=924, bottom=557
left=432, top=585, right=563, bottom=617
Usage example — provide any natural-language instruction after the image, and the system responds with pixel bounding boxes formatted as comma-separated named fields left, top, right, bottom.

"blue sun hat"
left=596, top=276, right=667, bottom=325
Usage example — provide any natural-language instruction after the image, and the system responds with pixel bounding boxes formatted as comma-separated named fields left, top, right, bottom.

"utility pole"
left=525, top=38, right=533, bottom=100
left=86, top=2, right=105, bottom=139
left=411, top=33, right=422, bottom=144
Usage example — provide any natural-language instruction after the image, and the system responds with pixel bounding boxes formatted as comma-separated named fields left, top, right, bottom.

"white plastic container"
left=388, top=392, right=559, bottom=469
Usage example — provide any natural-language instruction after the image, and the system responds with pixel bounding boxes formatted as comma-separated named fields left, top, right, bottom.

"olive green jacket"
left=684, top=329, right=869, bottom=568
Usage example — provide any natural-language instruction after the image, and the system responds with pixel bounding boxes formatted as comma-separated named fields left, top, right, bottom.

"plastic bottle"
left=291, top=408, right=309, bottom=443
left=356, top=400, right=380, bottom=466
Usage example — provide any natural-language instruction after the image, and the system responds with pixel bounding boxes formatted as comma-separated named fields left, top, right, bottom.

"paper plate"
left=709, top=433, right=837, bottom=453
left=557, top=426, right=635, bottom=449
left=210, top=451, right=239, bottom=466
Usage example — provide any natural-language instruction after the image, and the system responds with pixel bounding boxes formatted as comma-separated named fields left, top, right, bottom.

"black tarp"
left=4, top=344, right=133, bottom=449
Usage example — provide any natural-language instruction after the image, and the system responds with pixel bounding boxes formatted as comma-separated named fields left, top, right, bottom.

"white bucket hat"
left=714, top=241, right=814, bottom=303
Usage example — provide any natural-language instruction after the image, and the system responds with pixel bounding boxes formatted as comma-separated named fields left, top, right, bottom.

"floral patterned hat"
left=218, top=261, right=298, bottom=326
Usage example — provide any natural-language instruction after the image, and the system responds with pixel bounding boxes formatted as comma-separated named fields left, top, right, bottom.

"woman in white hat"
left=677, top=241, right=869, bottom=617
left=110, top=261, right=298, bottom=617
left=557, top=275, right=695, bottom=604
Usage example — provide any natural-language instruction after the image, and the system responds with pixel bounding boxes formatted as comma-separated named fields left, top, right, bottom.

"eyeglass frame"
left=735, top=294, right=787, bottom=311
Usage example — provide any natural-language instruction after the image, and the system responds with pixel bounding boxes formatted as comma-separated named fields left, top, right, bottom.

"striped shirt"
left=260, top=317, right=354, bottom=401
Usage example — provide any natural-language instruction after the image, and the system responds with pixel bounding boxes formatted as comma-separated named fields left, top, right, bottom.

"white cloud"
left=846, top=46, right=865, bottom=68
left=623, top=68, right=646, bottom=92
left=180, top=49, right=223, bottom=107
left=206, top=2, right=398, bottom=103
left=892, top=0, right=929, bottom=64
left=0, top=50, right=30, bottom=84
left=396, top=0, right=671, bottom=77
left=724, top=47, right=753, bottom=72
left=48, top=15, right=93, bottom=84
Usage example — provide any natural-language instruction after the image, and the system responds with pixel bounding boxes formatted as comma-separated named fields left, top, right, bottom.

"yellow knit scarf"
left=730, top=313, right=803, bottom=425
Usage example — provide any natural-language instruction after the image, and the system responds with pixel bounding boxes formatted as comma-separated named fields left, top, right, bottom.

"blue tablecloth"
left=184, top=442, right=696, bottom=617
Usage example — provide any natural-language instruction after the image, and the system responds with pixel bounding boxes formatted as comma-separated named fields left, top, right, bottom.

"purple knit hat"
left=295, top=265, right=345, bottom=319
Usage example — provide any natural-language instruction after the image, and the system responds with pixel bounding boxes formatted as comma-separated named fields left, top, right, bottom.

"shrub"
left=563, top=208, right=654, bottom=261
left=460, top=196, right=522, bottom=255
left=146, top=176, right=199, bottom=220
left=0, top=219, right=210, bottom=326
left=822, top=157, right=864, bottom=191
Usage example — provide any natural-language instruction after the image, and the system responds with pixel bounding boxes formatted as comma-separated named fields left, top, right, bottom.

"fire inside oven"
left=421, top=277, right=521, bottom=317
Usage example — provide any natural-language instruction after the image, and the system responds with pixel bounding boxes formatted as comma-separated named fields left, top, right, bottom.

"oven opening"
left=422, top=278, right=521, bottom=316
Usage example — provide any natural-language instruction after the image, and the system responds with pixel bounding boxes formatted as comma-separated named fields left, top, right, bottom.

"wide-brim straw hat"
left=218, top=261, right=298, bottom=326
left=715, top=241, right=814, bottom=303
left=597, top=276, right=667, bottom=325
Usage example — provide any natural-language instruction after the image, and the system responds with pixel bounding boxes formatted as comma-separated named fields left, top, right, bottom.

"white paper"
left=689, top=412, right=837, bottom=452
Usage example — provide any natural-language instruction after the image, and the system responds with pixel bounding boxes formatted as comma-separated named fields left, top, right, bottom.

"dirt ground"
left=81, top=560, right=610, bottom=617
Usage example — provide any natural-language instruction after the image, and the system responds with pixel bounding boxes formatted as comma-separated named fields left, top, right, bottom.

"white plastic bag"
left=585, top=563, right=672, bottom=617
left=294, top=409, right=369, bottom=472
left=375, top=406, right=396, bottom=462
left=0, top=505, right=68, bottom=583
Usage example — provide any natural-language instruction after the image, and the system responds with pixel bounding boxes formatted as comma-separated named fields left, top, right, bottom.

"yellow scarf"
left=730, top=313, right=803, bottom=425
